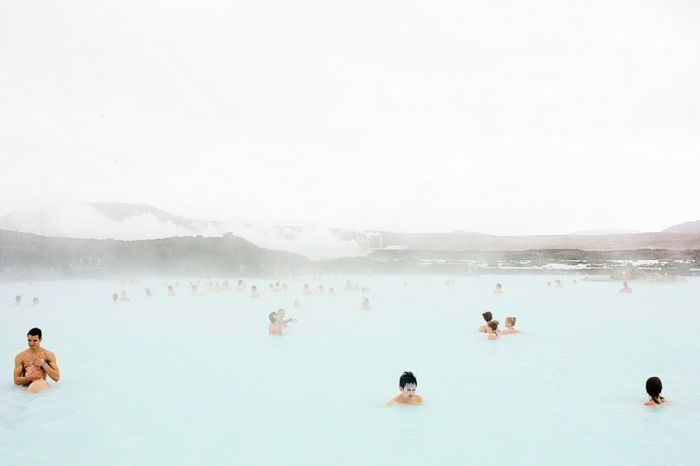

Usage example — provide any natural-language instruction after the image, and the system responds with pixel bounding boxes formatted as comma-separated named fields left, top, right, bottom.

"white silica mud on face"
left=1, top=275, right=700, bottom=466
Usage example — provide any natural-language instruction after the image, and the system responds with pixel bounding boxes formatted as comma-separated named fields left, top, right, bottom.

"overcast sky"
left=1, top=0, right=698, bottom=234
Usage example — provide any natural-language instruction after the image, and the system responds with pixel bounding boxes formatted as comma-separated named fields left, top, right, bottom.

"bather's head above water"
left=399, top=371, right=418, bottom=398
left=505, top=316, right=517, bottom=329
left=386, top=371, right=423, bottom=406
left=645, top=377, right=665, bottom=405
left=269, top=311, right=278, bottom=323
left=482, top=311, right=493, bottom=322
left=27, top=327, right=42, bottom=348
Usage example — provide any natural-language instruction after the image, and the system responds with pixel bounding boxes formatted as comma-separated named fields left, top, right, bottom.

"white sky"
left=1, top=0, right=699, bottom=235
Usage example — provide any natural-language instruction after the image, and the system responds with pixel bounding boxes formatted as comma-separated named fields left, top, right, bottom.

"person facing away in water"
left=386, top=371, right=423, bottom=406
left=644, top=377, right=666, bottom=406
left=479, top=311, right=493, bottom=333
left=14, top=328, right=60, bottom=394
left=487, top=321, right=500, bottom=340
left=620, top=281, right=633, bottom=293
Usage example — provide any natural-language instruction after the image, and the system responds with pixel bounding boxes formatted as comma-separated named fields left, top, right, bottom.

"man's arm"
left=42, top=352, right=60, bottom=382
left=13, top=354, right=37, bottom=386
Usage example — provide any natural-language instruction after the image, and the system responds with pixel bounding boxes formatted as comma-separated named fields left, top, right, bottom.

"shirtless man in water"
left=386, top=371, right=423, bottom=406
left=14, top=328, right=60, bottom=394
left=268, top=311, right=283, bottom=335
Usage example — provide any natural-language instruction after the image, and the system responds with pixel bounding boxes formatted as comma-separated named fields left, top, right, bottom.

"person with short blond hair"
left=501, top=316, right=521, bottom=334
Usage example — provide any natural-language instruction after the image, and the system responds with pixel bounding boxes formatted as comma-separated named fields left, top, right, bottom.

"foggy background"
left=1, top=0, right=699, bottom=235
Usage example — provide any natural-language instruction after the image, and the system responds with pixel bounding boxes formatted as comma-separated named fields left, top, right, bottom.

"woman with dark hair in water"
left=479, top=311, right=493, bottom=333
left=644, top=377, right=666, bottom=406
left=487, top=320, right=499, bottom=340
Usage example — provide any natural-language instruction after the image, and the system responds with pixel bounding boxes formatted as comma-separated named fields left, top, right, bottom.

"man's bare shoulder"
left=15, top=349, right=30, bottom=361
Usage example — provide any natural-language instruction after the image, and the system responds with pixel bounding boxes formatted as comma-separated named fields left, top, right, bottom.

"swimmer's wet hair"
left=268, top=311, right=278, bottom=322
left=399, top=371, right=417, bottom=388
left=27, top=328, right=42, bottom=338
left=646, top=377, right=665, bottom=404
left=506, top=316, right=517, bottom=326
left=482, top=311, right=493, bottom=322
left=488, top=321, right=499, bottom=332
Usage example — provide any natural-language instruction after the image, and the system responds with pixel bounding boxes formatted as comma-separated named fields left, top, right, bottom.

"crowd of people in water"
left=11, top=276, right=665, bottom=407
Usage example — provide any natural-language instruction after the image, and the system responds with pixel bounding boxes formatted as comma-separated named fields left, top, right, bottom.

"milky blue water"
left=1, top=275, right=699, bottom=466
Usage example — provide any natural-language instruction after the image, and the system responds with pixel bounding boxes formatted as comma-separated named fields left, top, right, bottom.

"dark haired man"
left=14, top=328, right=60, bottom=393
left=386, top=371, right=423, bottom=406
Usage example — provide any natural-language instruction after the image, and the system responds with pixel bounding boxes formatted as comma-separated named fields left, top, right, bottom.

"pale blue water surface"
left=1, top=275, right=699, bottom=466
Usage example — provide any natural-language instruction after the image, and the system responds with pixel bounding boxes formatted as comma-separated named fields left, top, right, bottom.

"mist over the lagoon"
left=1, top=0, right=699, bottom=236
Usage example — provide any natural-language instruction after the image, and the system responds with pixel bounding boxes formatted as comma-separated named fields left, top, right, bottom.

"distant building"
left=357, top=232, right=383, bottom=252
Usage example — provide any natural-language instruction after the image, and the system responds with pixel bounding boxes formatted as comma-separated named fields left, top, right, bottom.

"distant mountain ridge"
left=373, top=230, right=700, bottom=251
left=1, top=203, right=700, bottom=256
left=89, top=202, right=225, bottom=229
left=664, top=219, right=700, bottom=234
left=1, top=228, right=696, bottom=281
left=0, top=228, right=308, bottom=278
left=0, top=203, right=363, bottom=260
left=567, top=229, right=641, bottom=235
